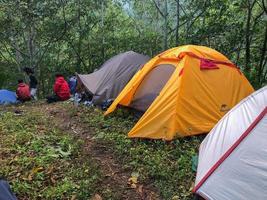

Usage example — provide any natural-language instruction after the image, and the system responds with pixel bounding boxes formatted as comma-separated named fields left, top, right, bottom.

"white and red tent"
left=193, top=86, right=267, bottom=200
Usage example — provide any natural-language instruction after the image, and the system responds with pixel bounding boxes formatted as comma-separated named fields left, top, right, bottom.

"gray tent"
left=194, top=86, right=267, bottom=200
left=77, top=51, right=150, bottom=105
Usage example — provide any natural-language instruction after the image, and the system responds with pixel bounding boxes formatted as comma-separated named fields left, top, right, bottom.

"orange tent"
left=105, top=45, right=254, bottom=140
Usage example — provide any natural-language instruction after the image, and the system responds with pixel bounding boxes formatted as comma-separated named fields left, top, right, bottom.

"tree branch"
left=0, top=42, right=20, bottom=65
left=187, top=0, right=209, bottom=32
left=258, top=25, right=267, bottom=84
left=262, top=0, right=267, bottom=13
left=152, top=0, right=165, bottom=17
left=35, top=0, right=69, bottom=68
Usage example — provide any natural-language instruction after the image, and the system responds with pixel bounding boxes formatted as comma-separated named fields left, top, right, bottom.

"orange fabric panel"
left=175, top=57, right=254, bottom=136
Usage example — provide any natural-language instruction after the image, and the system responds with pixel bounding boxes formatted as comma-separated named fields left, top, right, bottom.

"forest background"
left=0, top=0, right=266, bottom=95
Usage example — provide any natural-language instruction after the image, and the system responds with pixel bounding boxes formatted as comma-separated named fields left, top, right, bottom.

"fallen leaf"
left=47, top=166, right=54, bottom=175
left=9, top=156, right=18, bottom=165
left=71, top=195, right=77, bottom=200
left=32, top=166, right=44, bottom=174
left=91, top=194, right=102, bottom=200
left=25, top=166, right=44, bottom=181
left=28, top=174, right=33, bottom=181
left=137, top=185, right=143, bottom=194
left=172, top=196, right=179, bottom=200
left=50, top=176, right=56, bottom=184
left=128, top=171, right=139, bottom=188
left=128, top=176, right=138, bottom=184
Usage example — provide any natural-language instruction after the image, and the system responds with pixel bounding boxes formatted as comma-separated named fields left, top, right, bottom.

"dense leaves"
left=0, top=0, right=266, bottom=92
left=0, top=106, right=102, bottom=199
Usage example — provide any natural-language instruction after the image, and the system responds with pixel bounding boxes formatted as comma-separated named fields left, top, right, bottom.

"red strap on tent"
left=199, top=58, right=219, bottom=70
left=179, top=68, right=184, bottom=76
left=193, top=107, right=267, bottom=194
left=158, top=51, right=241, bottom=74
left=177, top=52, right=241, bottom=73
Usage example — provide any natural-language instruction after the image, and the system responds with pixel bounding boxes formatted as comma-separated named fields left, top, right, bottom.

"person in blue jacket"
left=68, top=75, right=77, bottom=95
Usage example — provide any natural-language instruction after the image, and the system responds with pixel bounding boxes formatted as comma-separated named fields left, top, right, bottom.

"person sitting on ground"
left=23, top=67, right=38, bottom=100
left=46, top=73, right=71, bottom=103
left=16, top=79, right=31, bottom=102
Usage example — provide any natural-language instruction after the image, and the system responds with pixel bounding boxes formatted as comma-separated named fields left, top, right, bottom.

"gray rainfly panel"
left=129, top=64, right=175, bottom=112
left=194, top=86, right=267, bottom=199
left=198, top=114, right=267, bottom=200
left=77, top=51, right=150, bottom=105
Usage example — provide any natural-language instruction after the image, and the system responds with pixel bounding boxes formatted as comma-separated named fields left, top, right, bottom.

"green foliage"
left=1, top=0, right=265, bottom=91
left=0, top=109, right=101, bottom=199
left=77, top=106, right=203, bottom=200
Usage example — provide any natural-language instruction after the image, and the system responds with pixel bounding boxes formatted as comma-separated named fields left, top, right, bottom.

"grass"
left=74, top=105, right=204, bottom=200
left=0, top=103, right=204, bottom=200
left=0, top=108, right=101, bottom=200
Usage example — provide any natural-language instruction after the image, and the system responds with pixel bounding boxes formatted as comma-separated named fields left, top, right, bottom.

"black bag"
left=101, top=99, right=113, bottom=111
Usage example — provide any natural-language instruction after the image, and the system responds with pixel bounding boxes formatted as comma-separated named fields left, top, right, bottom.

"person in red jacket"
left=16, top=79, right=31, bottom=102
left=46, top=73, right=71, bottom=103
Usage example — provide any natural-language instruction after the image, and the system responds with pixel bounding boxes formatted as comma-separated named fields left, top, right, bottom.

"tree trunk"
left=163, top=0, right=168, bottom=50
left=26, top=1, right=36, bottom=70
left=76, top=0, right=82, bottom=73
left=175, top=0, right=180, bottom=46
left=258, top=25, right=267, bottom=86
left=244, top=0, right=256, bottom=73
left=101, top=0, right=105, bottom=61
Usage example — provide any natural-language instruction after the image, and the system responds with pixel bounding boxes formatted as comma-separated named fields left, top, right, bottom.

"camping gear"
left=0, top=90, right=18, bottom=105
left=74, top=93, right=81, bottom=106
left=101, top=99, right=113, bottom=111
left=77, top=51, right=150, bottom=105
left=0, top=179, right=17, bottom=200
left=193, top=86, right=267, bottom=200
left=105, top=45, right=254, bottom=140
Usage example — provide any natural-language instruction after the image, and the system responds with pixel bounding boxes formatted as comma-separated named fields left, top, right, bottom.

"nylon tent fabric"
left=0, top=90, right=18, bottom=105
left=129, top=64, right=175, bottom=111
left=193, top=86, right=267, bottom=200
left=77, top=51, right=150, bottom=105
left=0, top=179, right=17, bottom=200
left=105, top=45, right=255, bottom=140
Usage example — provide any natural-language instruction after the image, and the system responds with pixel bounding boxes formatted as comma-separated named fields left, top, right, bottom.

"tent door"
left=129, top=64, right=175, bottom=112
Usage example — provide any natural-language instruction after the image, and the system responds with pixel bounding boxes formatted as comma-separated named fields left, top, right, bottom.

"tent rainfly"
left=105, top=45, right=254, bottom=140
left=0, top=89, right=18, bottom=105
left=193, top=86, right=267, bottom=200
left=77, top=51, right=149, bottom=105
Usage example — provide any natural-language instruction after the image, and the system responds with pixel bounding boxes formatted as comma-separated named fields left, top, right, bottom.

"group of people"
left=16, top=67, right=77, bottom=104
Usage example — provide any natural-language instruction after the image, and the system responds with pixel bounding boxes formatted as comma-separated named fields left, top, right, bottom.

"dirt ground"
left=32, top=102, right=160, bottom=200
